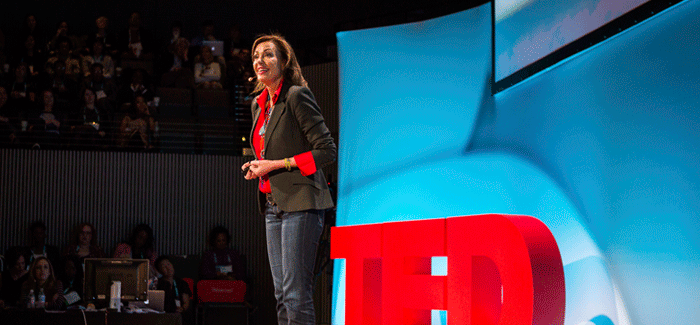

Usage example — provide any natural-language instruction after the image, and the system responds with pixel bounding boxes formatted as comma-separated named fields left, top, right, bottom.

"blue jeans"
left=265, top=202, right=324, bottom=325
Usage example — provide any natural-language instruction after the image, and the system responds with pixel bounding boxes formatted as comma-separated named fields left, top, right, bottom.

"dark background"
left=1, top=0, right=487, bottom=66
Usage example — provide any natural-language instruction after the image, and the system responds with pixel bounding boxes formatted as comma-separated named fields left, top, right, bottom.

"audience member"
left=82, top=63, right=117, bottom=116
left=113, top=223, right=159, bottom=277
left=200, top=226, right=245, bottom=281
left=62, top=222, right=106, bottom=262
left=32, top=89, right=67, bottom=149
left=116, top=68, right=153, bottom=108
left=117, top=95, right=155, bottom=149
left=81, top=39, right=115, bottom=79
left=190, top=20, right=217, bottom=50
left=86, top=16, right=117, bottom=57
left=14, top=34, right=45, bottom=81
left=194, top=46, right=223, bottom=89
left=155, top=256, right=192, bottom=315
left=24, top=221, right=61, bottom=270
left=18, top=14, right=45, bottom=54
left=47, top=21, right=81, bottom=53
left=0, top=249, right=30, bottom=308
left=223, top=24, right=249, bottom=62
left=7, top=62, right=37, bottom=104
left=20, top=256, right=66, bottom=310
left=71, top=88, right=109, bottom=149
left=0, top=86, right=18, bottom=146
left=118, top=12, right=155, bottom=60
left=42, top=59, right=80, bottom=113
left=45, top=37, right=81, bottom=82
left=159, top=37, right=194, bottom=88
left=57, top=255, right=83, bottom=306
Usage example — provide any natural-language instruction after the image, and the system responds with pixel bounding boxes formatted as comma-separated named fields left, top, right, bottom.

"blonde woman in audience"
left=20, top=256, right=66, bottom=310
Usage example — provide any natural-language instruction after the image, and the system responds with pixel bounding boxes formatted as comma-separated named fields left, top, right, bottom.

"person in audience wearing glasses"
left=0, top=249, right=30, bottom=308
left=20, top=256, right=66, bottom=310
left=241, top=33, right=336, bottom=325
left=62, top=222, right=105, bottom=262
left=113, top=223, right=159, bottom=277
left=200, top=226, right=245, bottom=281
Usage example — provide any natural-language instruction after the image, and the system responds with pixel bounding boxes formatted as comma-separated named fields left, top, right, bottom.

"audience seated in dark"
left=0, top=248, right=30, bottom=308
left=155, top=256, right=193, bottom=314
left=117, top=95, right=156, bottom=150
left=62, top=222, right=106, bottom=262
left=45, top=36, right=81, bottom=82
left=71, top=88, right=110, bottom=149
left=81, top=39, right=115, bottom=79
left=23, top=221, right=61, bottom=270
left=194, top=46, right=223, bottom=89
left=159, top=37, right=194, bottom=89
left=116, top=68, right=153, bottom=108
left=47, top=21, right=82, bottom=54
left=20, top=256, right=66, bottom=310
left=200, top=226, right=245, bottom=281
left=118, top=12, right=155, bottom=61
left=18, top=14, right=45, bottom=55
left=113, top=223, right=159, bottom=277
left=57, top=255, right=84, bottom=306
left=3, top=63, right=38, bottom=148
left=85, top=16, right=118, bottom=58
left=0, top=86, right=18, bottom=146
left=13, top=34, right=46, bottom=81
left=31, top=89, right=67, bottom=149
left=41, top=59, right=80, bottom=114
left=82, top=63, right=117, bottom=117
left=190, top=20, right=217, bottom=51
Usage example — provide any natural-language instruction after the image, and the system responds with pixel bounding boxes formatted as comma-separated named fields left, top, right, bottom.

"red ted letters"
left=331, top=214, right=565, bottom=325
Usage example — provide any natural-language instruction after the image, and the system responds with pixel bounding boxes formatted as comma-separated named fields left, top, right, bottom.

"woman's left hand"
left=242, top=160, right=280, bottom=179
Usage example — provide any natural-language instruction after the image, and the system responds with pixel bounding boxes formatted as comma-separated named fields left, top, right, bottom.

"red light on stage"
left=331, top=214, right=565, bottom=325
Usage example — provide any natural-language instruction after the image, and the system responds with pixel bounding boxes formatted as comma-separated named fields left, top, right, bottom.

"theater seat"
left=196, top=280, right=248, bottom=325
left=157, top=88, right=193, bottom=118
left=195, top=89, right=231, bottom=119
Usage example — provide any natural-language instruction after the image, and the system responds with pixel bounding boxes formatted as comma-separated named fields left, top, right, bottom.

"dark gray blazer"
left=249, top=83, right=336, bottom=215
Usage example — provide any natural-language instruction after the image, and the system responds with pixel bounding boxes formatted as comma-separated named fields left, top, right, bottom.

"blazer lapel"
left=262, top=83, right=292, bottom=150
left=249, top=96, right=262, bottom=153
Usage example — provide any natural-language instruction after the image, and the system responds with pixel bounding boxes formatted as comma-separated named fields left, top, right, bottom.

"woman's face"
left=158, top=259, right=175, bottom=278
left=79, top=225, right=93, bottom=246
left=34, top=259, right=51, bottom=283
left=253, top=41, right=284, bottom=87
left=58, top=21, right=68, bottom=35
left=215, top=233, right=228, bottom=250
left=27, top=16, right=37, bottom=30
left=96, top=17, right=108, bottom=29
left=13, top=255, right=26, bottom=273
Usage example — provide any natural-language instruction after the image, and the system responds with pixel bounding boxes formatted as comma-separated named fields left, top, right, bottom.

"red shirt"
left=252, top=81, right=317, bottom=193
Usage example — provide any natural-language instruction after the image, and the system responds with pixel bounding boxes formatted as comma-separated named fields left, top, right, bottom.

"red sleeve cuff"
left=294, top=151, right=316, bottom=176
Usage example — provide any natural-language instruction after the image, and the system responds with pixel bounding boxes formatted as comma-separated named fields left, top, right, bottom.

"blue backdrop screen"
left=336, top=1, right=699, bottom=324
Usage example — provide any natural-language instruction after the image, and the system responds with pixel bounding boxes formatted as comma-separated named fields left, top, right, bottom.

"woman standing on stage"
left=241, top=34, right=336, bottom=324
